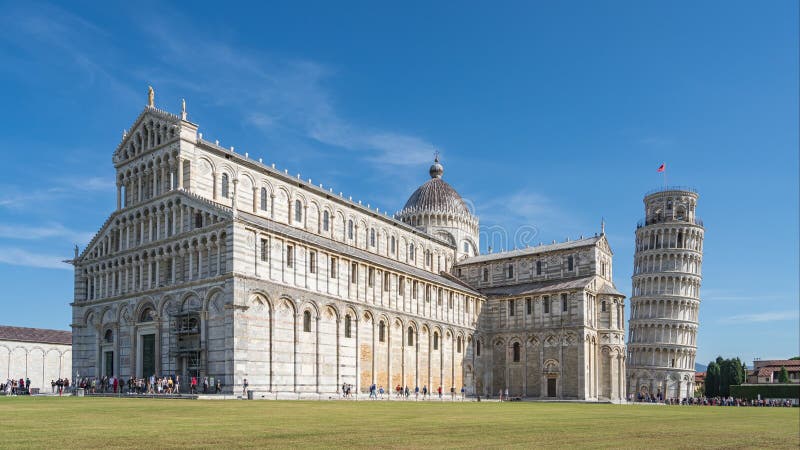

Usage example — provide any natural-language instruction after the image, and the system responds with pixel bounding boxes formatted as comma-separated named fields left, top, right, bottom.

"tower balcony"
left=637, top=215, right=703, bottom=229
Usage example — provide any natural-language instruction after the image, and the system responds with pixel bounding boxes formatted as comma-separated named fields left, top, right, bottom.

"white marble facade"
left=626, top=189, right=703, bottom=400
left=71, top=97, right=627, bottom=401
left=0, top=327, right=72, bottom=393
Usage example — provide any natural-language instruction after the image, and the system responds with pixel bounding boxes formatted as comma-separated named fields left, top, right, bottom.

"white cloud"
left=475, top=189, right=564, bottom=230
left=702, top=289, right=786, bottom=302
left=0, top=247, right=71, bottom=270
left=0, top=176, right=114, bottom=211
left=720, top=310, right=800, bottom=324
left=1, top=2, right=138, bottom=101
left=0, top=223, right=94, bottom=244
left=139, top=16, right=437, bottom=171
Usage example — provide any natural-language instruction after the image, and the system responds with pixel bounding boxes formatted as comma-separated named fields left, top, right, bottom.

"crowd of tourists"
left=630, top=392, right=795, bottom=407
left=2, top=378, right=33, bottom=395
left=362, top=383, right=467, bottom=400
left=73, top=375, right=224, bottom=395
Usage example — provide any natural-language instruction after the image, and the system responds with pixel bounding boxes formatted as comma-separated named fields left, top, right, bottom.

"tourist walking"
left=242, top=378, right=249, bottom=397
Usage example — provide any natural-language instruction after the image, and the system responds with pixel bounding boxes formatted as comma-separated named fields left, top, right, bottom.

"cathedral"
left=70, top=92, right=627, bottom=401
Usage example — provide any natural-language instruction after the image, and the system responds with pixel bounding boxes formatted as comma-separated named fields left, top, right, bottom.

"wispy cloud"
left=0, top=2, right=138, bottom=101
left=139, top=15, right=436, bottom=171
left=702, top=289, right=787, bottom=303
left=0, top=223, right=94, bottom=244
left=0, top=176, right=114, bottom=210
left=475, top=189, right=573, bottom=237
left=0, top=247, right=71, bottom=270
left=720, top=310, right=800, bottom=324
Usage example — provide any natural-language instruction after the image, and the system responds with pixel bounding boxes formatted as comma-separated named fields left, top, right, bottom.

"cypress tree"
left=778, top=366, right=789, bottom=383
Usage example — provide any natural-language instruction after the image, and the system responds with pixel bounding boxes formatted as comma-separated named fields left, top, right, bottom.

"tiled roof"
left=456, top=236, right=602, bottom=265
left=597, top=283, right=626, bottom=297
left=0, top=326, right=72, bottom=345
left=754, top=360, right=800, bottom=368
left=237, top=211, right=483, bottom=297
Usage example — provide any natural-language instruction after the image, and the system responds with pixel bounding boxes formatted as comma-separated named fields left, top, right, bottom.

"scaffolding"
left=167, top=310, right=204, bottom=389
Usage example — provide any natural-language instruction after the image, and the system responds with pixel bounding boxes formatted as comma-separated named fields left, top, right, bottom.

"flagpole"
left=663, top=161, right=667, bottom=189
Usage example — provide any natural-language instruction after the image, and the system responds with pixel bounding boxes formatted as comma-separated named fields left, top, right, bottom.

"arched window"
left=294, top=200, right=303, bottom=222
left=601, top=301, right=607, bottom=312
left=323, top=211, right=330, bottom=231
left=347, top=220, right=354, bottom=239
left=379, top=321, right=386, bottom=342
left=567, top=255, right=574, bottom=271
left=221, top=173, right=229, bottom=198
left=104, top=329, right=113, bottom=343
left=409, top=244, right=415, bottom=261
left=433, top=332, right=439, bottom=350
left=407, top=327, right=414, bottom=346
left=260, top=188, right=268, bottom=211
left=463, top=241, right=470, bottom=253
left=482, top=268, right=489, bottom=282
left=139, top=307, right=155, bottom=323
left=513, top=342, right=521, bottom=362
left=507, top=264, right=514, bottom=278
left=370, top=228, right=376, bottom=247
left=344, top=315, right=352, bottom=338
left=457, top=337, right=462, bottom=353
left=390, top=236, right=396, bottom=254
left=476, top=339, right=481, bottom=356
left=303, top=310, right=311, bottom=332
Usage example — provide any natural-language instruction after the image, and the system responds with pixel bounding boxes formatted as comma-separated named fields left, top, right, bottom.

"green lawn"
left=0, top=397, right=797, bottom=449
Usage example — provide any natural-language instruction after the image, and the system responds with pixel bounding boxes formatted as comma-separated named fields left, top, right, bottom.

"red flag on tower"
left=657, top=163, right=665, bottom=173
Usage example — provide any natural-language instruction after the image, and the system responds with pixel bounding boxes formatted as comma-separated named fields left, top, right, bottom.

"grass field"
left=0, top=397, right=797, bottom=449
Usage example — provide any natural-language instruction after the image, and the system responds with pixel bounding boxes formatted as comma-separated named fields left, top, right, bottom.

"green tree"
left=778, top=366, right=790, bottom=383
left=704, top=356, right=747, bottom=397
left=790, top=356, right=800, bottom=361
left=705, top=361, right=720, bottom=397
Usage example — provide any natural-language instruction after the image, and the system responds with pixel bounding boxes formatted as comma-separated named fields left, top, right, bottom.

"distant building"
left=0, top=326, right=72, bottom=393
left=748, top=360, right=800, bottom=384
left=694, top=371, right=705, bottom=394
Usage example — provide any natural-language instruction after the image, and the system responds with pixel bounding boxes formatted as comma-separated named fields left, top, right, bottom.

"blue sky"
left=0, top=1, right=797, bottom=367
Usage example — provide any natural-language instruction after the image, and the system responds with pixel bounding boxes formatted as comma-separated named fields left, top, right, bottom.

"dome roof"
left=398, top=156, right=473, bottom=218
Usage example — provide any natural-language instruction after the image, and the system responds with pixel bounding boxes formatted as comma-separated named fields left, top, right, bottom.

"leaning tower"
left=627, top=187, right=704, bottom=400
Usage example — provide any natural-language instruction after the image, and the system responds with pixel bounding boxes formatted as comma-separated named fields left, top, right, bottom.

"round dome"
left=398, top=157, right=472, bottom=218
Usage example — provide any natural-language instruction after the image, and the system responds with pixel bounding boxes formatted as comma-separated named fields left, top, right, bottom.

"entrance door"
left=547, top=378, right=556, bottom=397
left=104, top=351, right=114, bottom=377
left=141, top=334, right=155, bottom=377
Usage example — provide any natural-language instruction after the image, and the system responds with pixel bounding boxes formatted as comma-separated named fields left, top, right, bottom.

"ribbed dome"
left=398, top=156, right=473, bottom=218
